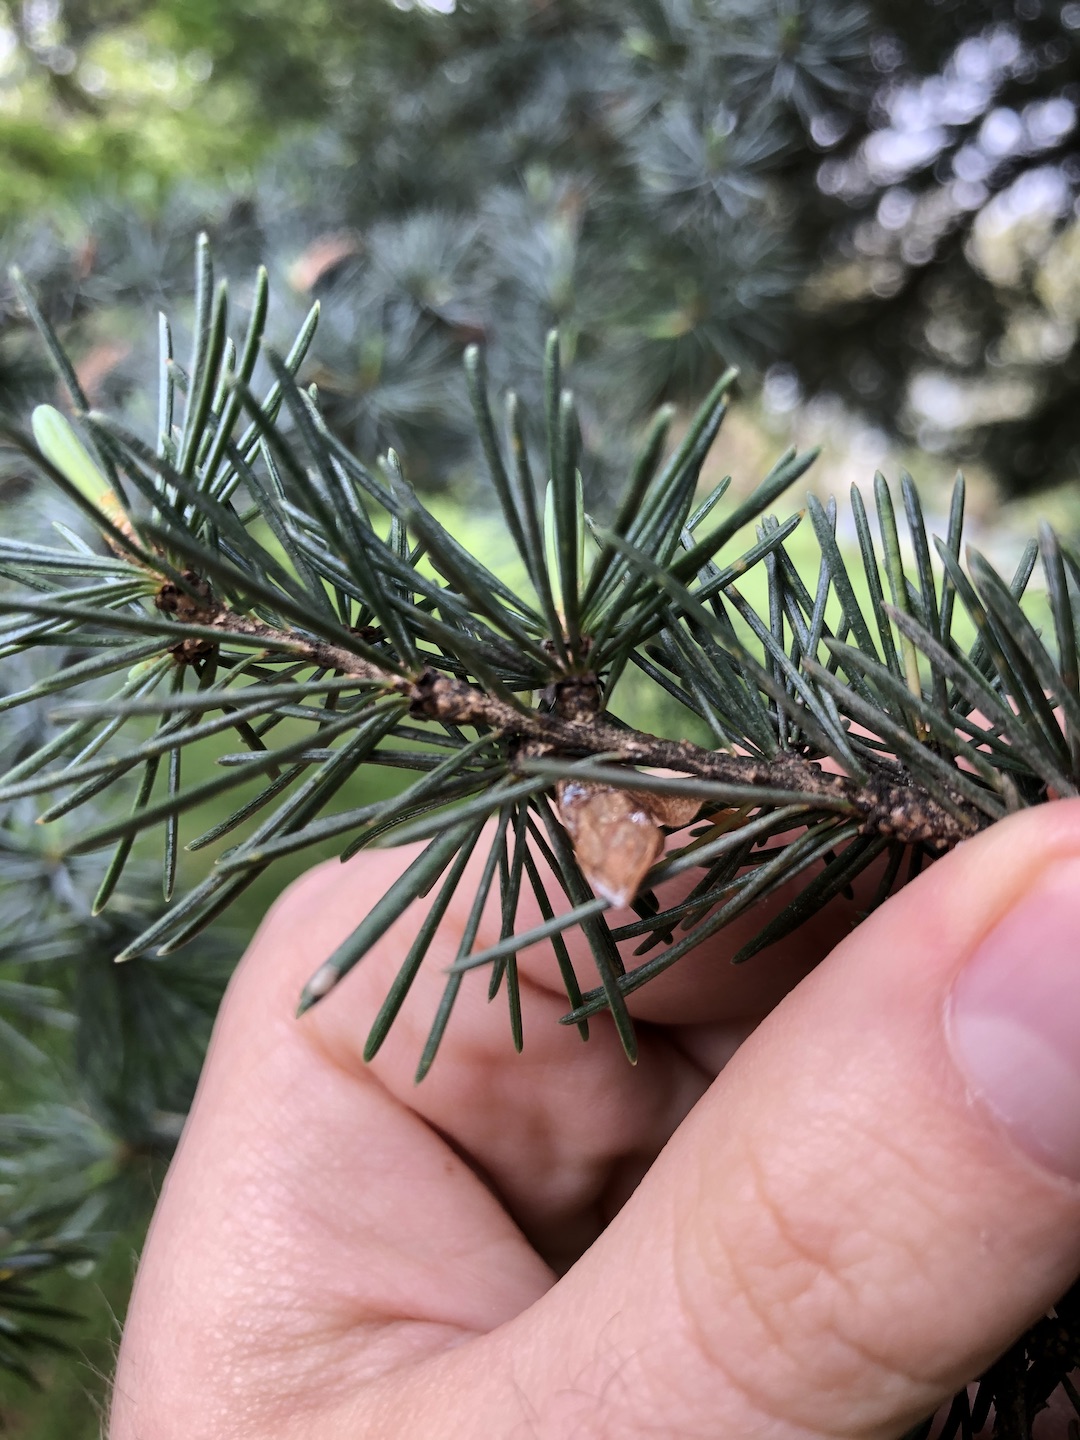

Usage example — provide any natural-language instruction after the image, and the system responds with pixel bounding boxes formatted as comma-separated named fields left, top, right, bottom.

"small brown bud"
left=155, top=570, right=213, bottom=622
left=557, top=780, right=661, bottom=907
left=555, top=779, right=701, bottom=908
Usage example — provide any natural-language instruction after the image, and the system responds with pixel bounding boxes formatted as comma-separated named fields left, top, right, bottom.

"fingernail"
left=948, top=860, right=1080, bottom=1182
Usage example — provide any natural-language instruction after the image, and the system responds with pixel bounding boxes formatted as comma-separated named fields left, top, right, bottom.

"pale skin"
left=111, top=802, right=1080, bottom=1439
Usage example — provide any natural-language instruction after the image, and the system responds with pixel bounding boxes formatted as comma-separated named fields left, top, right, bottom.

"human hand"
left=110, top=801, right=1080, bottom=1438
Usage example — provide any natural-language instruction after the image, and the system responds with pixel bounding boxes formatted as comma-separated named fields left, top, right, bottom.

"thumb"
left=452, top=801, right=1080, bottom=1437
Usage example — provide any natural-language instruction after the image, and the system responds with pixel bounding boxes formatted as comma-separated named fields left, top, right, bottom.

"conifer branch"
left=5, top=241, right=1080, bottom=1436
left=162, top=571, right=981, bottom=856
left=0, top=245, right=1061, bottom=1043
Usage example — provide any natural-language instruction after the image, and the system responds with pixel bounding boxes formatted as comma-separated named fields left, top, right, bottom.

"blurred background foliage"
left=5, top=0, right=1080, bottom=495
left=4, top=0, right=1080, bottom=1430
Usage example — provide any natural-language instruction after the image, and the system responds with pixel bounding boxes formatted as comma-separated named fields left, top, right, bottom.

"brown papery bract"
left=555, top=778, right=702, bottom=908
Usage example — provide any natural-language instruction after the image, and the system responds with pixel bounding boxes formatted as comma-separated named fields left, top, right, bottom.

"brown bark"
left=161, top=581, right=985, bottom=854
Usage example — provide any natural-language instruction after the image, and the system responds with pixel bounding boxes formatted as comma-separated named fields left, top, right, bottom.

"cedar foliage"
left=6, top=1, right=1080, bottom=497
left=2, top=242, right=1080, bottom=1436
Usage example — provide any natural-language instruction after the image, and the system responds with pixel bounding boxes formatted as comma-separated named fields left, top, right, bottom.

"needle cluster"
left=3, top=241, right=1080, bottom=1431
